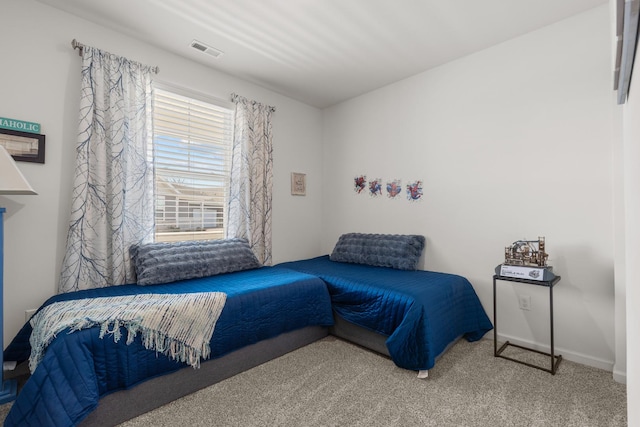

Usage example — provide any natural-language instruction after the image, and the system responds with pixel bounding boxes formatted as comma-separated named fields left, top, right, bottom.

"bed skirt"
left=82, top=318, right=390, bottom=426
left=81, top=316, right=389, bottom=426
left=330, top=312, right=390, bottom=357
left=80, top=326, right=328, bottom=426
left=330, top=312, right=461, bottom=374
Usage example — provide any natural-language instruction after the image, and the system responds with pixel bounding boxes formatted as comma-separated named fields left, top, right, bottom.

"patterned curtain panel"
left=227, top=94, right=275, bottom=265
left=59, top=46, right=155, bottom=293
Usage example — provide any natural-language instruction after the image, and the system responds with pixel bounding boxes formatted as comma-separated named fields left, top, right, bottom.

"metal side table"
left=493, top=274, right=562, bottom=374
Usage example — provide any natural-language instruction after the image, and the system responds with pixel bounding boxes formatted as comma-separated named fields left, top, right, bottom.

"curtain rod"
left=71, top=39, right=159, bottom=74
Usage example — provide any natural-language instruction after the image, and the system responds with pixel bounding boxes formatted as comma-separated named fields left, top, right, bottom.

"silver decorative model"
left=497, top=237, right=555, bottom=281
left=504, top=237, right=548, bottom=267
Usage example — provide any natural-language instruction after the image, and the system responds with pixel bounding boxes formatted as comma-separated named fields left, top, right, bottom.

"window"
left=152, top=86, right=234, bottom=242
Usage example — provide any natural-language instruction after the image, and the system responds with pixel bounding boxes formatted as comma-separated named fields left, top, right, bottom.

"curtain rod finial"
left=71, top=39, right=83, bottom=56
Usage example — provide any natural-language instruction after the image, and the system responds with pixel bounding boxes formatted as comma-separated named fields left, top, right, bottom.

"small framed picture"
left=0, top=128, right=45, bottom=163
left=291, top=172, right=306, bottom=196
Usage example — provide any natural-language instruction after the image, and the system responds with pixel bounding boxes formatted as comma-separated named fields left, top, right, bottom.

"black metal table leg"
left=493, top=274, right=562, bottom=375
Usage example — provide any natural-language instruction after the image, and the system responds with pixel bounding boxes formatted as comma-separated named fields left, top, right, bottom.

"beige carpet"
left=112, top=336, right=626, bottom=427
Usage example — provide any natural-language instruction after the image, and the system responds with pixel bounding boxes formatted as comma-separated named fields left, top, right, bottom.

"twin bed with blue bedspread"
left=279, top=255, right=493, bottom=372
left=3, top=234, right=492, bottom=426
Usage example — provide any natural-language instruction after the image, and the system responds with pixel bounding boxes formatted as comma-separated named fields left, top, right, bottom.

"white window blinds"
left=152, top=87, right=234, bottom=242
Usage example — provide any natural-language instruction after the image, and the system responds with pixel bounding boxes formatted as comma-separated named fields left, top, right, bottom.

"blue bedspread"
left=3, top=267, right=333, bottom=427
left=277, top=256, right=493, bottom=371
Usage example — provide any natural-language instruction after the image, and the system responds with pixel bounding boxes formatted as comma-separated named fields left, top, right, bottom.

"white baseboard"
left=613, top=367, right=627, bottom=384
left=488, top=333, right=624, bottom=382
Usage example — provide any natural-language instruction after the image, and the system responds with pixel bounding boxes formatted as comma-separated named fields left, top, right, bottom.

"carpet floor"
left=114, top=336, right=626, bottom=427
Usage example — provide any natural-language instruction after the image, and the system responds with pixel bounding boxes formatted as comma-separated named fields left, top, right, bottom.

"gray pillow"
left=131, top=238, right=261, bottom=286
left=330, top=233, right=425, bottom=270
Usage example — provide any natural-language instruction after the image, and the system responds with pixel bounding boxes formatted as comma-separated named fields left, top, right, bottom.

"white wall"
left=0, top=0, right=324, bottom=343
left=612, top=103, right=627, bottom=385
left=621, top=35, right=640, bottom=427
left=323, top=6, right=617, bottom=370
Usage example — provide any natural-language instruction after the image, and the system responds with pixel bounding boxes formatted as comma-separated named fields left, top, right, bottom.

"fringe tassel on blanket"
left=29, top=292, right=227, bottom=373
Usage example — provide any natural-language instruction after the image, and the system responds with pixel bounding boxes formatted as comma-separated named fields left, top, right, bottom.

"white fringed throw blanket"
left=28, top=292, right=227, bottom=373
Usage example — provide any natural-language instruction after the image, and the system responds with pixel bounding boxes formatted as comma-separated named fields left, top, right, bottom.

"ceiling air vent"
left=190, top=40, right=224, bottom=58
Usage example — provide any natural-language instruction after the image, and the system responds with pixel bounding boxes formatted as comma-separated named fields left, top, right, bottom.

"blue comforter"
left=3, top=267, right=333, bottom=427
left=277, top=256, right=493, bottom=371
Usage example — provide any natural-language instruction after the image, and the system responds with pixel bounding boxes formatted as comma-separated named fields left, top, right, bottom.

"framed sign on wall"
left=0, top=128, right=45, bottom=163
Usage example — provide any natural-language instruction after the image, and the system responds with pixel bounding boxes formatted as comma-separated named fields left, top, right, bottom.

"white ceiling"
left=38, top=0, right=607, bottom=108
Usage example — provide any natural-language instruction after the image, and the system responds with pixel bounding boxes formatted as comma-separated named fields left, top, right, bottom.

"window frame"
left=151, top=82, right=235, bottom=243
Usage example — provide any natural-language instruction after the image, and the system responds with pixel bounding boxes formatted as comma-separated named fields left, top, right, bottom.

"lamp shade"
left=0, top=145, right=37, bottom=195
